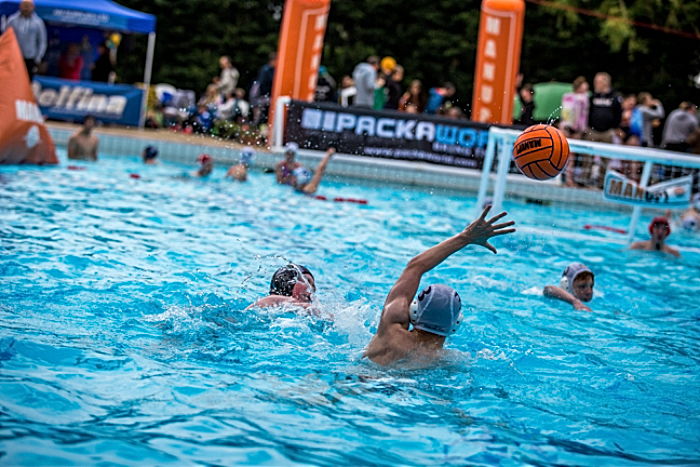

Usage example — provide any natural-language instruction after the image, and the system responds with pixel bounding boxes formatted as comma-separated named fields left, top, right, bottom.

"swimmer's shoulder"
left=629, top=240, right=648, bottom=250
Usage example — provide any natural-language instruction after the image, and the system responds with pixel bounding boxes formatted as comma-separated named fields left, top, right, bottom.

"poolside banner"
left=284, top=100, right=494, bottom=169
left=0, top=28, right=57, bottom=165
left=31, top=76, right=143, bottom=126
left=603, top=170, right=692, bottom=207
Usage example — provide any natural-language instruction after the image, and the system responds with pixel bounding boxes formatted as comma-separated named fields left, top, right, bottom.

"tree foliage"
left=116, top=0, right=700, bottom=114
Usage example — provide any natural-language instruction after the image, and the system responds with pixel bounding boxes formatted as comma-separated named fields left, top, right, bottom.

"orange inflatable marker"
left=0, top=28, right=57, bottom=165
left=269, top=0, right=331, bottom=141
left=471, top=0, right=525, bottom=124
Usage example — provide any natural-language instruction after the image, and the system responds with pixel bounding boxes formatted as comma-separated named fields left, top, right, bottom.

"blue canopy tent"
left=0, top=0, right=156, bottom=126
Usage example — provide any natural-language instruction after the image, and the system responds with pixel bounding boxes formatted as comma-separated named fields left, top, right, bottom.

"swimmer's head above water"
left=269, top=264, right=316, bottom=302
left=197, top=153, right=213, bottom=176
left=284, top=142, right=298, bottom=163
left=240, top=147, right=254, bottom=167
left=649, top=216, right=671, bottom=243
left=559, top=263, right=594, bottom=302
left=409, top=284, right=463, bottom=336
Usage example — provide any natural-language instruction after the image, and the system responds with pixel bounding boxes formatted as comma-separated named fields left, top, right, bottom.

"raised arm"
left=378, top=206, right=515, bottom=332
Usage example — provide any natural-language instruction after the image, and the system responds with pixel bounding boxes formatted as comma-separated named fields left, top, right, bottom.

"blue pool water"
left=1, top=150, right=699, bottom=466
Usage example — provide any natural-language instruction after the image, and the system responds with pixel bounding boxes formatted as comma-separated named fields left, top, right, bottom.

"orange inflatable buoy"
left=0, top=28, right=58, bottom=165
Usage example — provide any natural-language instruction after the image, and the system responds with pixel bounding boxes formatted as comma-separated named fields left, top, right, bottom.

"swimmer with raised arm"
left=630, top=217, right=681, bottom=257
left=246, top=264, right=317, bottom=310
left=544, top=263, right=594, bottom=311
left=363, top=206, right=516, bottom=367
left=274, top=143, right=335, bottom=195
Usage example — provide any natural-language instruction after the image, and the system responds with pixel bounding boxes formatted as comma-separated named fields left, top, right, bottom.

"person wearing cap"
left=363, top=206, right=515, bottom=367
left=142, top=146, right=158, bottom=165
left=630, top=217, right=681, bottom=257
left=246, top=264, right=318, bottom=311
left=544, top=263, right=595, bottom=311
left=667, top=193, right=700, bottom=232
left=226, top=147, right=254, bottom=182
left=194, top=154, right=213, bottom=177
left=275, top=143, right=336, bottom=195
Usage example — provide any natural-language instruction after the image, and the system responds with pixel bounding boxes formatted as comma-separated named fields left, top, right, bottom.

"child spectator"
left=561, top=77, right=590, bottom=186
left=424, top=82, right=456, bottom=114
left=633, top=92, right=665, bottom=148
left=384, top=65, right=404, bottom=110
left=514, top=83, right=535, bottom=126
left=399, top=79, right=426, bottom=113
left=58, top=43, right=83, bottom=81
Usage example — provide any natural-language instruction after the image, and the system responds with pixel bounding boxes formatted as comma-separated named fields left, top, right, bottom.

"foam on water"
left=1, top=151, right=699, bottom=466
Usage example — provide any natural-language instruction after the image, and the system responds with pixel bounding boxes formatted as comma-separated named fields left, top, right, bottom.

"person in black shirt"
left=91, top=42, right=113, bottom=82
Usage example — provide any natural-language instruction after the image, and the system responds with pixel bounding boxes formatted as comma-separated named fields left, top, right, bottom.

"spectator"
left=67, top=116, right=98, bottom=161
left=399, top=79, right=427, bottom=113
left=58, top=43, right=83, bottom=81
left=4, top=0, right=46, bottom=81
left=561, top=77, right=590, bottom=187
left=560, top=76, right=589, bottom=138
left=352, top=55, right=379, bottom=107
left=91, top=42, right=114, bottom=83
left=384, top=65, right=404, bottom=110
left=199, top=83, right=222, bottom=110
left=314, top=66, right=336, bottom=103
left=79, top=35, right=94, bottom=81
left=661, top=102, right=698, bottom=153
left=192, top=104, right=214, bottom=133
left=618, top=95, right=642, bottom=181
left=338, top=75, right=356, bottom=107
left=446, top=106, right=464, bottom=119
left=218, top=88, right=249, bottom=122
left=216, top=56, right=239, bottom=97
left=583, top=72, right=622, bottom=144
left=424, top=82, right=456, bottom=114
left=374, top=56, right=396, bottom=110
left=514, top=83, right=535, bottom=126
left=250, top=52, right=276, bottom=127
left=633, top=92, right=665, bottom=148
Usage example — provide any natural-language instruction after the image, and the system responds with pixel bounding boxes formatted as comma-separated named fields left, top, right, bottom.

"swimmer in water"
left=544, top=263, right=594, bottom=311
left=630, top=216, right=681, bottom=257
left=67, top=115, right=99, bottom=161
left=363, top=205, right=516, bottom=367
left=194, top=153, right=214, bottom=177
left=275, top=143, right=336, bottom=195
left=667, top=193, right=700, bottom=232
left=142, top=146, right=158, bottom=165
left=246, top=264, right=317, bottom=310
left=226, top=147, right=254, bottom=182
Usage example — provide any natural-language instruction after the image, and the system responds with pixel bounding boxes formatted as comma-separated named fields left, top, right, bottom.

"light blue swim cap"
left=682, top=215, right=698, bottom=231
left=409, top=284, right=463, bottom=336
left=240, top=147, right=254, bottom=166
left=293, top=167, right=312, bottom=186
left=285, top=142, right=299, bottom=154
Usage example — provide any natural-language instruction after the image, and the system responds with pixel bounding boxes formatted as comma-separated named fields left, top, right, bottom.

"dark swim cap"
left=269, top=264, right=313, bottom=296
left=144, top=146, right=158, bottom=159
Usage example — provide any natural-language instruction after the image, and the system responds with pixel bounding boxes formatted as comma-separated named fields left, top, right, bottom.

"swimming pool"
left=1, top=150, right=699, bottom=466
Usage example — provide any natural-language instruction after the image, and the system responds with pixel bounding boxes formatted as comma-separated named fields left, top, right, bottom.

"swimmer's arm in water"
left=91, top=137, right=99, bottom=161
left=664, top=245, right=681, bottom=258
left=67, top=135, right=78, bottom=159
left=274, top=161, right=285, bottom=184
left=245, top=295, right=314, bottom=311
left=543, top=285, right=592, bottom=311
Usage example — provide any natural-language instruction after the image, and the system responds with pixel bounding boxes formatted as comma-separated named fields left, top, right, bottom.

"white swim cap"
left=409, top=284, right=463, bottom=336
left=285, top=142, right=299, bottom=154
left=293, top=167, right=312, bottom=186
left=559, top=263, right=593, bottom=293
left=240, top=147, right=254, bottom=166
left=681, top=215, right=699, bottom=231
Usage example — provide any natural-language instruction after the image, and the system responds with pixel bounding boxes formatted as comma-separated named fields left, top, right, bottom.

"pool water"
left=1, top=150, right=699, bottom=466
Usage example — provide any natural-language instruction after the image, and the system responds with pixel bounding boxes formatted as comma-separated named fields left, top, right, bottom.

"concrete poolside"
left=45, top=121, right=654, bottom=212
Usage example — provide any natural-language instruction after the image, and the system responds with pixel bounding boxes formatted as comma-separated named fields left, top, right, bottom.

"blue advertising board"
left=32, top=76, right=143, bottom=126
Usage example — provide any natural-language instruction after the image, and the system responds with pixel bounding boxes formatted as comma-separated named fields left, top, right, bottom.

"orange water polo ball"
left=512, top=124, right=570, bottom=180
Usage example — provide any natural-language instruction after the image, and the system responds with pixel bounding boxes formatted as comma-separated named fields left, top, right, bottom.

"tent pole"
left=139, top=31, right=156, bottom=129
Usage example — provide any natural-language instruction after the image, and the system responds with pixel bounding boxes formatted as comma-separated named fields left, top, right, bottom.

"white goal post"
left=477, top=127, right=700, bottom=242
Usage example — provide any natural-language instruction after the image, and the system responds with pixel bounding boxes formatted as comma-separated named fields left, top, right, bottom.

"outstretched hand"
left=463, top=205, right=516, bottom=254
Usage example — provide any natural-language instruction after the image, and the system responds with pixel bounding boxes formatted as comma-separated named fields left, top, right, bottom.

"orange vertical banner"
left=0, top=28, right=57, bottom=165
left=269, top=0, right=330, bottom=140
left=471, top=0, right=525, bottom=124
